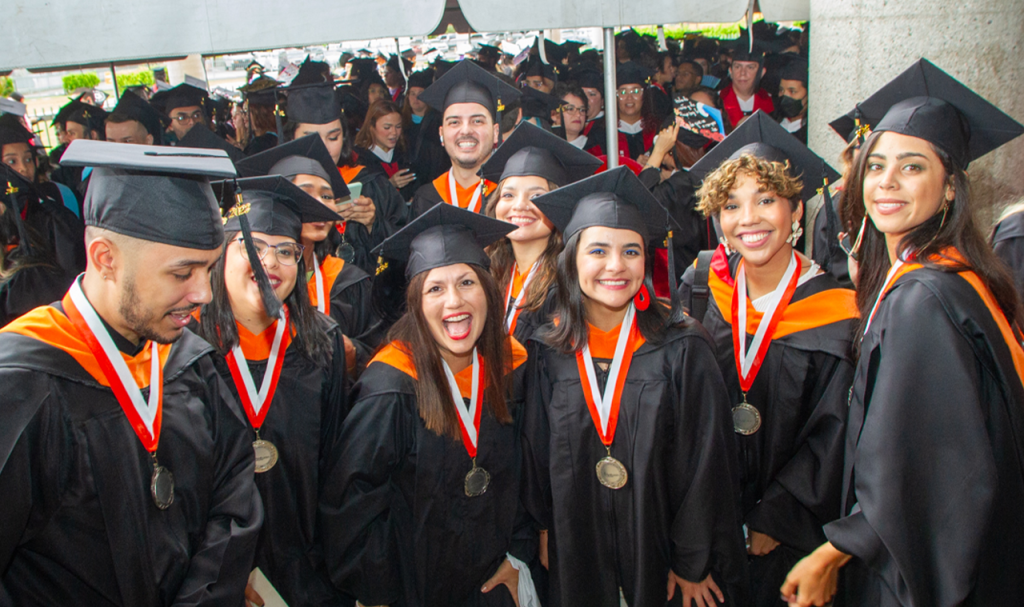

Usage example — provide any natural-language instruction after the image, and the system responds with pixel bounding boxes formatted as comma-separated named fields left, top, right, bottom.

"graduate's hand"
left=390, top=169, right=416, bottom=190
left=481, top=558, right=520, bottom=607
left=539, top=529, right=549, bottom=570
left=780, top=541, right=850, bottom=607
left=647, top=123, right=680, bottom=171
left=747, top=530, right=781, bottom=556
left=343, top=335, right=357, bottom=374
left=244, top=583, right=264, bottom=607
left=340, top=196, right=376, bottom=230
left=668, top=570, right=723, bottom=607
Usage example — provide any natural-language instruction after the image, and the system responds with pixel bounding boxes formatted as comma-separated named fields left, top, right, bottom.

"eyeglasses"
left=561, top=104, right=586, bottom=114
left=617, top=87, right=643, bottom=97
left=171, top=110, right=205, bottom=123
left=236, top=237, right=305, bottom=266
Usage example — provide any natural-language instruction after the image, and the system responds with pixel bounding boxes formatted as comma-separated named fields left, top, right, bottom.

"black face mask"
left=779, top=95, right=805, bottom=119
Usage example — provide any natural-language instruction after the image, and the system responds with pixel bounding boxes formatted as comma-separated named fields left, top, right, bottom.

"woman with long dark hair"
left=195, top=176, right=350, bottom=607
left=681, top=113, right=857, bottom=607
left=524, top=167, right=747, bottom=606
left=353, top=99, right=418, bottom=199
left=480, top=121, right=601, bottom=343
left=781, top=59, right=1024, bottom=607
left=323, top=204, right=538, bottom=607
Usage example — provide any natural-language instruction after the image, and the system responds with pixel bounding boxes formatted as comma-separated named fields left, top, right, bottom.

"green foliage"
left=634, top=21, right=747, bottom=40
left=116, top=69, right=156, bottom=90
left=62, top=72, right=100, bottom=93
left=0, top=76, right=13, bottom=98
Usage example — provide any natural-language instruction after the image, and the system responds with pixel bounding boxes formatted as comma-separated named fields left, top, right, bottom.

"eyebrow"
left=868, top=151, right=929, bottom=160
left=168, top=259, right=213, bottom=269
left=582, top=241, right=643, bottom=249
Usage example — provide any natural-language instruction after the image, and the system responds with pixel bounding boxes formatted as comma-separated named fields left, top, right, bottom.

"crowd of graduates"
left=1, top=19, right=1024, bottom=607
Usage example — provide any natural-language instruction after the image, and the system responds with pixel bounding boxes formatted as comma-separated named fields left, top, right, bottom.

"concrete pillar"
left=808, top=0, right=1024, bottom=223
left=166, top=54, right=207, bottom=87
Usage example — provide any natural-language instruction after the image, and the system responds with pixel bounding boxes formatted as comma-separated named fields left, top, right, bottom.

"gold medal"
left=732, top=400, right=762, bottom=435
left=253, top=438, right=279, bottom=473
left=151, top=455, right=174, bottom=510
left=464, top=460, right=491, bottom=497
left=596, top=455, right=628, bottom=489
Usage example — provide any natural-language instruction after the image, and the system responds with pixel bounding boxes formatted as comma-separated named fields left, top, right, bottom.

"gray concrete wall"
left=808, top=0, right=1024, bottom=225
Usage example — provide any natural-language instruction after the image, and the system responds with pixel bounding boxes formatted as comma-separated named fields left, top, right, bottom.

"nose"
left=878, top=164, right=900, bottom=190
left=262, top=250, right=281, bottom=270
left=738, top=202, right=758, bottom=225
left=444, top=285, right=464, bottom=309
left=605, top=252, right=626, bottom=272
left=189, top=270, right=214, bottom=305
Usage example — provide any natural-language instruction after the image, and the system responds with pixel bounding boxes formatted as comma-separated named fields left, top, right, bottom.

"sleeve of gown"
left=348, top=175, right=409, bottom=274
left=747, top=352, right=853, bottom=552
left=320, top=384, right=413, bottom=606
left=669, top=333, right=747, bottom=587
left=638, top=166, right=661, bottom=190
left=824, top=281, right=997, bottom=607
left=993, top=236, right=1024, bottom=302
left=173, top=360, right=264, bottom=607
left=329, top=278, right=379, bottom=373
left=520, top=340, right=555, bottom=532
left=508, top=363, right=539, bottom=564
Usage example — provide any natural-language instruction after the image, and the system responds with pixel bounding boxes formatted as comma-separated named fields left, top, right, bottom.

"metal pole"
left=602, top=27, right=618, bottom=169
left=110, top=62, right=120, bottom=100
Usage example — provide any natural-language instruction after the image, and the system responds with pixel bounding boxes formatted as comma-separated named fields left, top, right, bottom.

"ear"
left=945, top=180, right=956, bottom=201
left=793, top=198, right=804, bottom=224
left=87, top=236, right=118, bottom=279
left=438, top=125, right=444, bottom=144
left=145, top=132, right=155, bottom=145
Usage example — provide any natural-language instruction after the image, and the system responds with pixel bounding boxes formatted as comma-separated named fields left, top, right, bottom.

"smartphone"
left=337, top=181, right=362, bottom=209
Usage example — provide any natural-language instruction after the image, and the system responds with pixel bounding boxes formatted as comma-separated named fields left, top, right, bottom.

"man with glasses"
left=719, top=44, right=774, bottom=128
left=151, top=83, right=211, bottom=143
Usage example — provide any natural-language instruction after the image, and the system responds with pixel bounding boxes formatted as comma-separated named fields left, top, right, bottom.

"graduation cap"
left=150, top=83, right=209, bottom=115
left=480, top=121, right=601, bottom=187
left=373, top=202, right=515, bottom=278
left=476, top=44, right=502, bottom=60
left=1, top=162, right=40, bottom=255
left=418, top=60, right=521, bottom=120
left=348, top=59, right=381, bottom=84
left=386, top=54, right=413, bottom=76
left=531, top=165, right=667, bottom=244
left=0, top=114, right=35, bottom=147
left=778, top=59, right=808, bottom=84
left=0, top=97, right=27, bottom=117
left=53, top=99, right=87, bottom=128
left=568, top=65, right=603, bottom=91
left=109, top=91, right=170, bottom=140
left=519, top=86, right=564, bottom=121
left=58, top=139, right=234, bottom=250
left=235, top=133, right=349, bottom=199
left=521, top=56, right=559, bottom=84
left=727, top=36, right=768, bottom=65
left=176, top=123, right=245, bottom=164
left=239, top=75, right=281, bottom=107
left=406, top=69, right=435, bottom=90
left=616, top=62, right=652, bottom=88
left=688, top=110, right=840, bottom=202
left=283, top=81, right=340, bottom=126
left=66, top=104, right=108, bottom=135
left=292, top=56, right=334, bottom=86
left=829, top=58, right=1024, bottom=167
left=531, top=37, right=568, bottom=66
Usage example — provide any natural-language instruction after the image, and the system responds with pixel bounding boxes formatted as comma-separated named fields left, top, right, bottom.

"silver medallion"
left=253, top=439, right=279, bottom=473
left=596, top=456, right=628, bottom=489
left=464, top=465, right=491, bottom=497
left=151, top=465, right=175, bottom=510
left=337, top=242, right=356, bottom=263
left=732, top=402, right=762, bottom=435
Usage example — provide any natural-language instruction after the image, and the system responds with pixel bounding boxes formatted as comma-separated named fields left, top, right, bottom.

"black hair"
left=283, top=109, right=356, bottom=167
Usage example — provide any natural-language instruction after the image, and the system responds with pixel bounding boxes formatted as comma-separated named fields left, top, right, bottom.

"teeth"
left=740, top=232, right=769, bottom=244
left=445, top=314, right=469, bottom=322
left=509, top=216, right=535, bottom=226
left=599, top=279, right=628, bottom=286
left=457, top=141, right=477, bottom=149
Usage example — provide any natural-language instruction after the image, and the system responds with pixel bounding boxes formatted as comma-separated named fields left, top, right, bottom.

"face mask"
left=779, top=95, right=805, bottom=119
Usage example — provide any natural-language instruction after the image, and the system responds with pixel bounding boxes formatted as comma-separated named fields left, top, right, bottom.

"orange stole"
left=339, top=165, right=364, bottom=185
left=430, top=172, right=497, bottom=209
left=307, top=256, right=346, bottom=315
left=370, top=338, right=528, bottom=397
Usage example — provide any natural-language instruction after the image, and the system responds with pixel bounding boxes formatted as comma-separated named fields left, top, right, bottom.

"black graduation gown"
left=810, top=187, right=851, bottom=287
left=353, top=145, right=418, bottom=201
left=508, top=285, right=556, bottom=346
left=308, top=253, right=381, bottom=372
left=404, top=111, right=451, bottom=192
left=620, top=129, right=647, bottom=160
left=523, top=322, right=749, bottom=607
left=321, top=344, right=534, bottom=607
left=339, top=165, right=409, bottom=275
left=0, top=262, right=76, bottom=327
left=682, top=260, right=856, bottom=606
left=582, top=116, right=608, bottom=157
left=824, top=267, right=1024, bottom=606
left=22, top=187, right=87, bottom=278
left=992, top=209, right=1024, bottom=303
left=244, top=132, right=279, bottom=156
left=638, top=166, right=712, bottom=271
left=0, top=303, right=262, bottom=606
left=209, top=314, right=350, bottom=607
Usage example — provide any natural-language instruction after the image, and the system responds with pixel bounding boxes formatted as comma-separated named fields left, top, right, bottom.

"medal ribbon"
left=312, top=253, right=326, bottom=314
left=442, top=348, right=484, bottom=458
left=447, top=169, right=484, bottom=213
left=65, top=280, right=164, bottom=452
left=503, top=262, right=539, bottom=334
left=226, top=308, right=290, bottom=430
left=731, top=253, right=801, bottom=393
left=576, top=304, right=640, bottom=446
left=863, top=258, right=907, bottom=336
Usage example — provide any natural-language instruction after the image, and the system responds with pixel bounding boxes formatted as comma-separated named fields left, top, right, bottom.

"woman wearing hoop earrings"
left=681, top=111, right=858, bottom=607
left=523, top=167, right=748, bottom=607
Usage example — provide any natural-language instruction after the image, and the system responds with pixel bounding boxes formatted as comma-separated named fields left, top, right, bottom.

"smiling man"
left=0, top=140, right=263, bottom=606
left=409, top=60, right=521, bottom=218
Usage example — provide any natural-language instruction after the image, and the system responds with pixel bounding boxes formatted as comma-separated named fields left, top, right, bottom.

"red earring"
left=633, top=284, right=650, bottom=311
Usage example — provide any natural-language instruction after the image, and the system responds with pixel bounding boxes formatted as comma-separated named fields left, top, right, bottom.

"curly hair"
left=695, top=153, right=803, bottom=217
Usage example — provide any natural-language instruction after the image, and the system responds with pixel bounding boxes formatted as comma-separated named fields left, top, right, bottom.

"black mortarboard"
left=728, top=37, right=768, bottom=65
left=240, top=75, right=281, bottom=107
left=531, top=37, right=568, bottom=65
left=480, top=121, right=601, bottom=186
left=373, top=202, right=515, bottom=278
left=407, top=69, right=435, bottom=90
left=519, top=86, right=564, bottom=120
left=418, top=60, right=521, bottom=120
left=283, top=81, right=341, bottom=126
left=531, top=166, right=667, bottom=244
left=58, top=139, right=235, bottom=250
left=216, top=176, right=342, bottom=240
left=477, top=44, right=501, bottom=60
left=110, top=91, right=170, bottom=140
left=616, top=62, right=652, bottom=87
left=53, top=99, right=87, bottom=128
left=521, top=57, right=559, bottom=84
left=177, top=123, right=246, bottom=163
left=688, top=110, right=839, bottom=203
left=0, top=114, right=35, bottom=147
left=778, top=59, right=808, bottom=84
left=829, top=58, right=1024, bottom=167
left=348, top=59, right=381, bottom=84
left=236, top=133, right=349, bottom=199
left=386, top=54, right=413, bottom=76
left=150, top=83, right=209, bottom=115
left=292, top=56, right=334, bottom=86
left=67, top=104, right=108, bottom=134
left=569, top=66, right=603, bottom=91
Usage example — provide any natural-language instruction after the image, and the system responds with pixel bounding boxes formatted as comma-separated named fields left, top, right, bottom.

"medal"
left=447, top=169, right=484, bottom=213
left=576, top=304, right=641, bottom=490
left=730, top=253, right=801, bottom=435
left=65, top=280, right=173, bottom=510
left=226, top=309, right=291, bottom=473
left=337, top=240, right=355, bottom=263
left=504, top=262, right=539, bottom=335
left=442, top=349, right=489, bottom=497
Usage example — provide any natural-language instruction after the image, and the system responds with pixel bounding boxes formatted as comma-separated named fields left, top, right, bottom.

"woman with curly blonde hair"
left=681, top=112, right=859, bottom=607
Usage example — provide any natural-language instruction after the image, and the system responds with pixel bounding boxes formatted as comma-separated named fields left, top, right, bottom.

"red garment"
left=719, top=86, right=775, bottom=128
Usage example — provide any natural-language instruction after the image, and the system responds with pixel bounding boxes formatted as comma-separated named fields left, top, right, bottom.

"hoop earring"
left=719, top=237, right=734, bottom=256
left=633, top=284, right=651, bottom=311
left=787, top=220, right=803, bottom=246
